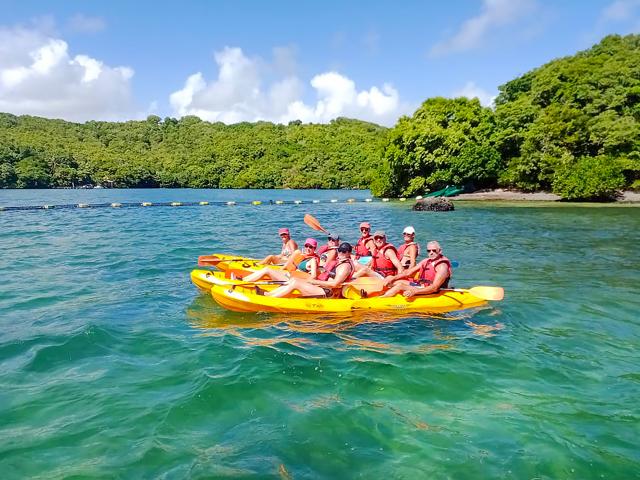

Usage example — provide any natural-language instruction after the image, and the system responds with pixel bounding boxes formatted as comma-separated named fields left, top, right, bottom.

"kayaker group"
left=244, top=222, right=452, bottom=299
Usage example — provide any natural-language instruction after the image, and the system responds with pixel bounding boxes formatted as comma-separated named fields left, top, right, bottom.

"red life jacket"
left=397, top=242, right=420, bottom=267
left=417, top=256, right=451, bottom=288
left=372, top=244, right=398, bottom=277
left=355, top=235, right=373, bottom=258
left=317, top=257, right=355, bottom=282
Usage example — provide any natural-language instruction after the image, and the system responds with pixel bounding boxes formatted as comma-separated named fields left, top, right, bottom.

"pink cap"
left=278, top=228, right=290, bottom=235
left=359, top=222, right=371, bottom=229
left=304, top=238, right=318, bottom=248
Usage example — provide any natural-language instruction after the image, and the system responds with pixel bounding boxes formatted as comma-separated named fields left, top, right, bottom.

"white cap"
left=403, top=226, right=415, bottom=235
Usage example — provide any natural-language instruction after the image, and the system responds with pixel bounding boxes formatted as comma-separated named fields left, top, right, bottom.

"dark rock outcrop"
left=412, top=197, right=454, bottom=211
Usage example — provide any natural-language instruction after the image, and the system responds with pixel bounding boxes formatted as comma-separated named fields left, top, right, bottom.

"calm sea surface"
left=1, top=189, right=639, bottom=479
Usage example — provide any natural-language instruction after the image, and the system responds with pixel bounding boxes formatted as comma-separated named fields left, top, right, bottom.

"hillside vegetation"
left=1, top=34, right=639, bottom=200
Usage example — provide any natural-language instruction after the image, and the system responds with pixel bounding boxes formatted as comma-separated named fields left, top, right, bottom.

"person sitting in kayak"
left=354, top=222, right=375, bottom=259
left=381, top=241, right=452, bottom=298
left=243, top=238, right=320, bottom=282
left=264, top=242, right=356, bottom=298
left=317, top=232, right=340, bottom=268
left=397, top=226, right=420, bottom=269
left=259, top=227, right=298, bottom=265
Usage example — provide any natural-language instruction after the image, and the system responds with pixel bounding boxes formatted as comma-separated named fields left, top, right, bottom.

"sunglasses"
left=427, top=249, right=439, bottom=253
left=304, top=244, right=314, bottom=248
left=374, top=236, right=384, bottom=241
left=280, top=234, right=289, bottom=237
left=403, top=232, right=414, bottom=236
left=361, top=228, right=370, bottom=232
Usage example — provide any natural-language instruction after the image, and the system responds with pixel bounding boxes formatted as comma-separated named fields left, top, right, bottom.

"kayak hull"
left=209, top=283, right=487, bottom=314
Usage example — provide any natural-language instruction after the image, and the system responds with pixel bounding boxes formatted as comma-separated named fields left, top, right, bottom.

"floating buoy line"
left=0, top=196, right=417, bottom=212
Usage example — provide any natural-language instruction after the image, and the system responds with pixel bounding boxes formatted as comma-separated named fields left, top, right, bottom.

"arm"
left=383, top=261, right=422, bottom=286
left=288, top=239, right=298, bottom=252
left=308, top=257, right=319, bottom=279
left=407, top=245, right=418, bottom=269
left=406, top=263, right=449, bottom=297
left=386, top=249, right=404, bottom=276
left=309, top=262, right=350, bottom=288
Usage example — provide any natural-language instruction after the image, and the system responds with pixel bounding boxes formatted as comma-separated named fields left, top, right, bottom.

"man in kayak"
left=243, top=238, right=321, bottom=282
left=370, top=231, right=404, bottom=277
left=397, top=226, right=420, bottom=269
left=264, top=242, right=356, bottom=298
left=381, top=241, right=452, bottom=298
left=354, top=222, right=375, bottom=259
left=259, top=227, right=298, bottom=265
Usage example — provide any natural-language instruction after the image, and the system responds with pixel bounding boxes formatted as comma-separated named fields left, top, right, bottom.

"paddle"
left=198, top=255, right=248, bottom=266
left=444, top=286, right=504, bottom=301
left=304, top=213, right=330, bottom=234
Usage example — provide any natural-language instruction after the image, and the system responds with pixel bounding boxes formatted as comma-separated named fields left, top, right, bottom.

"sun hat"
left=304, top=238, right=318, bottom=248
left=372, top=230, right=386, bottom=238
left=278, top=227, right=290, bottom=235
left=359, top=222, right=371, bottom=229
left=327, top=232, right=340, bottom=241
left=403, top=226, right=416, bottom=235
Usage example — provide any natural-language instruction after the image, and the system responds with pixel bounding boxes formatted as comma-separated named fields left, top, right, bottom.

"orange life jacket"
left=372, top=243, right=398, bottom=277
left=417, top=256, right=451, bottom=288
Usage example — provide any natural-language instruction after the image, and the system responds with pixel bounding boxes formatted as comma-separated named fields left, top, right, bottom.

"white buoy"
left=294, top=200, right=302, bottom=204
left=78, top=203, right=89, bottom=208
left=415, top=195, right=423, bottom=200
left=382, top=198, right=390, bottom=202
left=226, top=201, right=236, bottom=206
left=141, top=202, right=152, bottom=207
left=275, top=200, right=284, bottom=205
left=43, top=205, right=54, bottom=209
left=111, top=203, right=122, bottom=208
left=365, top=198, right=372, bottom=202
left=312, top=200, right=320, bottom=204
left=330, top=199, right=338, bottom=203
left=171, top=202, right=182, bottom=206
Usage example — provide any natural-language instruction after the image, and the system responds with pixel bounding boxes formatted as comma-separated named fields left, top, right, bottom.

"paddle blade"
left=304, top=214, right=329, bottom=234
left=198, top=255, right=222, bottom=266
left=468, top=286, right=504, bottom=301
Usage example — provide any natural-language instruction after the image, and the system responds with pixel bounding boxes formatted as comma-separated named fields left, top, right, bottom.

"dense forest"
left=1, top=34, right=639, bottom=200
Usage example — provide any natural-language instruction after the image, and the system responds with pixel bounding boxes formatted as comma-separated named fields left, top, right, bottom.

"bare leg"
left=265, top=278, right=326, bottom=298
left=381, top=279, right=411, bottom=297
left=352, top=266, right=384, bottom=279
left=242, top=268, right=289, bottom=283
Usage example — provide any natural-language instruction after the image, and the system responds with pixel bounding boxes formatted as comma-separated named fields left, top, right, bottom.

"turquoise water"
left=1, top=189, right=639, bottom=479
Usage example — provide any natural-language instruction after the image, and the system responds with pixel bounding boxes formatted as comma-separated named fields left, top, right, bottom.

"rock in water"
left=412, top=197, right=455, bottom=211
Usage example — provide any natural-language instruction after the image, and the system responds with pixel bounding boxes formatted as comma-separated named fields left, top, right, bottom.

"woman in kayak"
left=264, top=242, right=356, bottom=298
left=259, top=227, right=298, bottom=265
left=397, top=226, right=420, bottom=269
left=243, top=238, right=320, bottom=282
left=381, top=241, right=452, bottom=298
left=353, top=231, right=404, bottom=279
left=317, top=232, right=340, bottom=268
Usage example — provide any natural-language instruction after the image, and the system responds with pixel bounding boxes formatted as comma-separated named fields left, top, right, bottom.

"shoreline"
left=449, top=189, right=640, bottom=203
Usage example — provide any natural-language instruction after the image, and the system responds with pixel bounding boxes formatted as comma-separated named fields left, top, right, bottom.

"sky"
left=0, top=0, right=638, bottom=126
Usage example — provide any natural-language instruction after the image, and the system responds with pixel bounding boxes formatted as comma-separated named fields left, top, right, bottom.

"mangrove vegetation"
left=1, top=34, right=639, bottom=200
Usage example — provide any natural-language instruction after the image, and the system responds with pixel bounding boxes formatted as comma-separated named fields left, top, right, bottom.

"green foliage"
left=0, top=113, right=387, bottom=189
left=378, top=97, right=501, bottom=196
left=552, top=156, right=626, bottom=200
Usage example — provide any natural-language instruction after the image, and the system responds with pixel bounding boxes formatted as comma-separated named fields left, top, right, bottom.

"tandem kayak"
left=209, top=283, right=490, bottom=314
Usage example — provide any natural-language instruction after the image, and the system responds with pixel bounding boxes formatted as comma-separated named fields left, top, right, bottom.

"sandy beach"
left=450, top=189, right=640, bottom=203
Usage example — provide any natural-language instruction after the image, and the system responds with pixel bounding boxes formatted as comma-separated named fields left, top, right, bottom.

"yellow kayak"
left=191, top=269, right=287, bottom=292
left=209, top=283, right=489, bottom=314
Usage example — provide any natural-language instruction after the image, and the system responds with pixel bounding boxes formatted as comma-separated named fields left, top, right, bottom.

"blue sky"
left=0, top=0, right=638, bottom=125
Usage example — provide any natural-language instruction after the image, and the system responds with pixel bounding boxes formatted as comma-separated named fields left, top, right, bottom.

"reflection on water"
left=185, top=293, right=503, bottom=353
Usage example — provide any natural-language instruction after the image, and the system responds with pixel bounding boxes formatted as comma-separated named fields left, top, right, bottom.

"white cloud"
left=451, top=81, right=496, bottom=107
left=0, top=26, right=136, bottom=121
left=430, top=0, right=537, bottom=56
left=170, top=46, right=409, bottom=126
left=601, top=0, right=640, bottom=21
left=67, top=14, right=106, bottom=34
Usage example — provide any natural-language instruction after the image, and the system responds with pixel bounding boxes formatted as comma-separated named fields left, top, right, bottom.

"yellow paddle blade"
left=467, top=286, right=504, bottom=301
